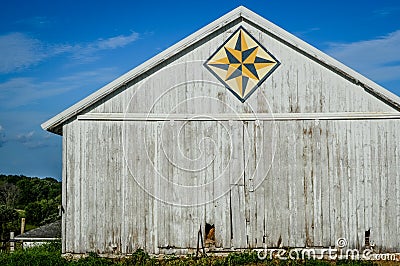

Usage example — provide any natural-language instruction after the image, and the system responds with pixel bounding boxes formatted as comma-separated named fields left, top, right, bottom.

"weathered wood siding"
left=87, top=20, right=395, bottom=115
left=60, top=13, right=400, bottom=256
left=63, top=117, right=400, bottom=254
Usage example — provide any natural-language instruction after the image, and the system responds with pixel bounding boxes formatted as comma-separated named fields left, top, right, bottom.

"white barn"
left=42, top=6, right=400, bottom=255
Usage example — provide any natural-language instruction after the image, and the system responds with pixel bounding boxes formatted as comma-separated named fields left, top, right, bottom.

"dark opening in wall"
left=365, top=229, right=370, bottom=247
left=205, top=223, right=215, bottom=246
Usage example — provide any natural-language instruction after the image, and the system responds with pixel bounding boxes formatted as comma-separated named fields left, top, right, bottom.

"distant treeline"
left=0, top=174, right=61, bottom=241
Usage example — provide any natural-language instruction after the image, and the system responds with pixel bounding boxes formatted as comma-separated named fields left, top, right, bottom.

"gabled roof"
left=15, top=220, right=61, bottom=240
left=42, top=6, right=400, bottom=135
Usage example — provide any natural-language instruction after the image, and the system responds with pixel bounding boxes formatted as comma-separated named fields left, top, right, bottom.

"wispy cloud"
left=373, top=6, right=400, bottom=17
left=0, top=125, right=6, bottom=147
left=14, top=130, right=53, bottom=149
left=326, top=30, right=400, bottom=82
left=16, top=131, right=35, bottom=143
left=71, top=32, right=139, bottom=61
left=14, top=16, right=52, bottom=28
left=94, top=32, right=139, bottom=50
left=0, top=33, right=54, bottom=73
left=294, top=27, right=320, bottom=38
left=0, top=67, right=118, bottom=108
left=0, top=31, right=139, bottom=73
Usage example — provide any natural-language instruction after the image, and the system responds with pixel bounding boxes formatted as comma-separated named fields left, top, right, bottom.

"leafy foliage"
left=0, top=205, right=19, bottom=240
left=25, top=196, right=61, bottom=225
left=0, top=242, right=64, bottom=266
left=0, top=174, right=62, bottom=241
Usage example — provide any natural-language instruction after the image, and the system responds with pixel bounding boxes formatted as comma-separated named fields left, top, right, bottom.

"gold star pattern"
left=204, top=26, right=280, bottom=102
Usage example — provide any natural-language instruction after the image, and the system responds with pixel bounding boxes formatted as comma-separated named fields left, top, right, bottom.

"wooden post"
left=21, top=218, right=26, bottom=235
left=10, top=232, right=14, bottom=252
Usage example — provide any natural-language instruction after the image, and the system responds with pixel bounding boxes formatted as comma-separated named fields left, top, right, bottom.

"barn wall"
left=63, top=117, right=400, bottom=254
left=245, top=118, right=400, bottom=252
left=87, top=20, right=395, bottom=115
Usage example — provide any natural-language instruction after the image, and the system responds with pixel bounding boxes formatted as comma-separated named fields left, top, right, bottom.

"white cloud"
left=0, top=124, right=5, bottom=147
left=0, top=67, right=118, bottom=108
left=71, top=32, right=139, bottom=60
left=16, top=131, right=35, bottom=143
left=294, top=27, right=320, bottom=38
left=373, top=6, right=400, bottom=17
left=0, top=31, right=139, bottom=73
left=0, top=77, right=72, bottom=107
left=0, top=33, right=49, bottom=73
left=14, top=130, right=54, bottom=149
left=326, top=30, right=400, bottom=82
left=15, top=16, right=51, bottom=28
left=95, top=32, right=139, bottom=50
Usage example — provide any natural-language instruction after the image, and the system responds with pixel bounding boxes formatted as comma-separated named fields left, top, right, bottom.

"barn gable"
left=42, top=6, right=400, bottom=134
left=42, top=6, right=400, bottom=256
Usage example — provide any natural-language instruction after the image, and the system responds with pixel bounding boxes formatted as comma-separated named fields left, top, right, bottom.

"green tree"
left=0, top=205, right=19, bottom=241
left=25, top=197, right=60, bottom=225
left=0, top=183, right=19, bottom=208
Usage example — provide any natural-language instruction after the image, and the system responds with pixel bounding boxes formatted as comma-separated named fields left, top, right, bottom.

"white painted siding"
left=63, top=117, right=400, bottom=254
left=88, top=21, right=395, bottom=115
left=58, top=9, right=400, bottom=256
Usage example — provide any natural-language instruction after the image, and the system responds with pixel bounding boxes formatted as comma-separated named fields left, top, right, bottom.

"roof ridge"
left=42, top=6, right=400, bottom=134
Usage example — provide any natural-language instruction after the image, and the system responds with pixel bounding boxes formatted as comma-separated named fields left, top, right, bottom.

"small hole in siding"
left=205, top=223, right=215, bottom=246
left=365, top=229, right=370, bottom=247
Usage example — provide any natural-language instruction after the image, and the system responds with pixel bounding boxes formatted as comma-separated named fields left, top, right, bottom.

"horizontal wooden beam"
left=78, top=112, right=400, bottom=121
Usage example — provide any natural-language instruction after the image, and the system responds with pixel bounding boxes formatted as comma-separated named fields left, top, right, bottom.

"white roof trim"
left=42, top=6, right=400, bottom=134
left=78, top=112, right=400, bottom=121
left=14, top=237, right=60, bottom=241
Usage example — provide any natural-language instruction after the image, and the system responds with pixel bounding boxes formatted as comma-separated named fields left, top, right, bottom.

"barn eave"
left=41, top=5, right=400, bottom=135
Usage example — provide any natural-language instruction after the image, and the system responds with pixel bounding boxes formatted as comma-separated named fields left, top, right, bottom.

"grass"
left=0, top=242, right=396, bottom=265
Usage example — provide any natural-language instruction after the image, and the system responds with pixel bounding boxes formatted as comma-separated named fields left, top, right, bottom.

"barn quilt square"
left=204, top=26, right=280, bottom=102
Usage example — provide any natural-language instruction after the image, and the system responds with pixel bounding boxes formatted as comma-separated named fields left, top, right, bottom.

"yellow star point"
left=205, top=27, right=280, bottom=102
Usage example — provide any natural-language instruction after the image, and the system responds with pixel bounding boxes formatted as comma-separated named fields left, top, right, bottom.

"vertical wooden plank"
left=254, top=120, right=265, bottom=248
left=320, top=120, right=330, bottom=247
left=138, top=122, right=146, bottom=250
left=354, top=120, right=364, bottom=250
left=294, top=120, right=306, bottom=247
left=230, top=121, right=246, bottom=248
left=72, top=121, right=81, bottom=252
left=61, top=124, right=68, bottom=254
left=395, top=122, right=400, bottom=250
left=278, top=121, right=289, bottom=247
left=147, top=122, right=156, bottom=253
left=243, top=121, right=253, bottom=248
left=362, top=119, right=372, bottom=245
left=271, top=121, right=284, bottom=247
left=360, top=120, right=368, bottom=249
left=97, top=122, right=106, bottom=252
left=214, top=121, right=231, bottom=248
left=287, top=121, right=296, bottom=247
left=230, top=185, right=246, bottom=248
left=370, top=120, right=381, bottom=248
left=153, top=122, right=163, bottom=252
left=65, top=121, right=75, bottom=253
left=336, top=121, right=346, bottom=243
left=86, top=121, right=97, bottom=252
left=152, top=122, right=160, bottom=254
left=312, top=119, right=322, bottom=246
left=303, top=120, right=314, bottom=247
left=326, top=120, right=337, bottom=246
left=347, top=120, right=357, bottom=249
left=379, top=121, right=388, bottom=250
left=80, top=121, right=88, bottom=253
left=121, top=122, right=130, bottom=253
left=386, top=120, right=396, bottom=251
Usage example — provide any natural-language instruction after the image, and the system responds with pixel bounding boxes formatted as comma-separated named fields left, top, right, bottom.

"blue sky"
left=0, top=0, right=399, bottom=180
